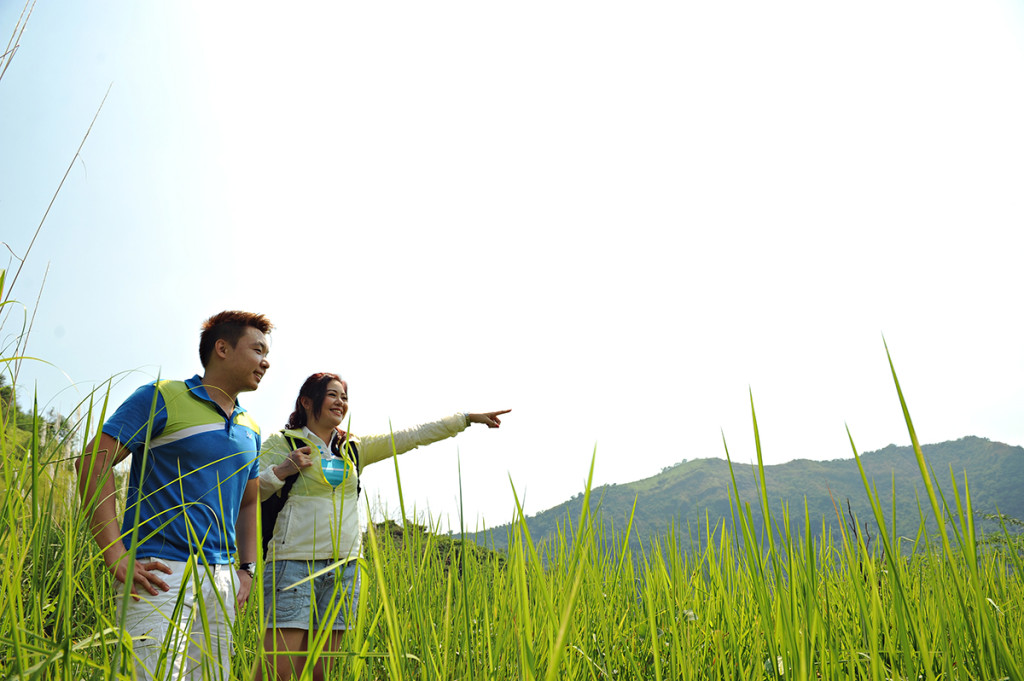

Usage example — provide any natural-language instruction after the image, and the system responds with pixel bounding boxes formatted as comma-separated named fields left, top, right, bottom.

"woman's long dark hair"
left=285, top=372, right=346, bottom=430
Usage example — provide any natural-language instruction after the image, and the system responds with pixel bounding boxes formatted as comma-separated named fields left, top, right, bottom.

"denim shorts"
left=263, top=559, right=360, bottom=631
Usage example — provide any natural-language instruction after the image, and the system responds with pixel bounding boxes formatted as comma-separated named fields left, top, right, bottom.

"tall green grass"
left=2, top=274, right=1022, bottom=679
left=6, top=4, right=1021, bottom=677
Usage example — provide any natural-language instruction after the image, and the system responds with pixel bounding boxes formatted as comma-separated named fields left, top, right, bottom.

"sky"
left=3, top=1, right=1023, bottom=531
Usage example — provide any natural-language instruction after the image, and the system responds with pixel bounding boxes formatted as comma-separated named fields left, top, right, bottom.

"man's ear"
left=213, top=338, right=231, bottom=361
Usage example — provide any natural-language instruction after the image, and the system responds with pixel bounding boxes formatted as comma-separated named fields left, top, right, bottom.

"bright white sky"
left=3, top=1, right=1023, bottom=531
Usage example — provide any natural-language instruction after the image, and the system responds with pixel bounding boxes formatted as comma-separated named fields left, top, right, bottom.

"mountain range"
left=473, top=436, right=1024, bottom=553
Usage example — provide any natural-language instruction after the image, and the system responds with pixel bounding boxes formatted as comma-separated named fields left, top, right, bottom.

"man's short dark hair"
left=199, top=311, right=274, bottom=368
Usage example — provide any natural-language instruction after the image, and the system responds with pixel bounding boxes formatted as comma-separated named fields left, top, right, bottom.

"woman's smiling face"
left=310, top=379, right=348, bottom=429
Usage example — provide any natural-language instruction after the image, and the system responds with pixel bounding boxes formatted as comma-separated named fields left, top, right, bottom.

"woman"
left=255, top=372, right=509, bottom=680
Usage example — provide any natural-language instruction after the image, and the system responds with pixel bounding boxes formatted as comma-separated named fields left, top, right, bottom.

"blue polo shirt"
left=102, top=375, right=261, bottom=564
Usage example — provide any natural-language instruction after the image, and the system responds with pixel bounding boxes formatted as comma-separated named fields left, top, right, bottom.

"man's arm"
left=234, top=477, right=260, bottom=606
left=76, top=433, right=170, bottom=597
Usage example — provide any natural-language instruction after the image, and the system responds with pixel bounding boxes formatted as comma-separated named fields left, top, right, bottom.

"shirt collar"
left=301, top=426, right=337, bottom=452
left=185, top=374, right=246, bottom=414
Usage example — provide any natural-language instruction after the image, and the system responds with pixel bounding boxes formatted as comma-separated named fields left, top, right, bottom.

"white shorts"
left=115, top=558, right=238, bottom=681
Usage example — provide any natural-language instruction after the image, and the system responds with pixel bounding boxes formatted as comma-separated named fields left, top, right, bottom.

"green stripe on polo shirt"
left=155, top=380, right=225, bottom=437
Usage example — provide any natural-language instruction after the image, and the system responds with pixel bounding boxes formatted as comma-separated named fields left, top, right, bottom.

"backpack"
left=260, top=430, right=361, bottom=559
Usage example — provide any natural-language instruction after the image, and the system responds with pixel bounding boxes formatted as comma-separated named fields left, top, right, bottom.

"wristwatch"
left=239, top=562, right=257, bottom=578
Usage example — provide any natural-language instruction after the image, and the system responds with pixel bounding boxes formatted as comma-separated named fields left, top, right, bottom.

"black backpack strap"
left=260, top=431, right=303, bottom=559
left=280, top=434, right=303, bottom=496
left=331, top=428, right=361, bottom=496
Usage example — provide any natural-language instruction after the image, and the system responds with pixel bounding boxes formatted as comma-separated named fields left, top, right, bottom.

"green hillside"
left=475, top=436, right=1024, bottom=552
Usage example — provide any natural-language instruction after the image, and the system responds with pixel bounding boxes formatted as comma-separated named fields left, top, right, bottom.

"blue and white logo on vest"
left=322, top=457, right=350, bottom=487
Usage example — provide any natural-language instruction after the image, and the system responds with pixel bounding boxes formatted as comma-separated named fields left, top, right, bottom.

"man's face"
left=222, top=326, right=270, bottom=392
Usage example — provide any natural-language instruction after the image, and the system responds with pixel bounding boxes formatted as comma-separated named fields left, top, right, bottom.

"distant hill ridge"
left=474, top=436, right=1024, bottom=551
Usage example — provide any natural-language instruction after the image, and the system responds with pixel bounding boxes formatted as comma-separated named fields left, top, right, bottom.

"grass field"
left=4, top=3, right=1023, bottom=678
left=2, top=271, right=1022, bottom=679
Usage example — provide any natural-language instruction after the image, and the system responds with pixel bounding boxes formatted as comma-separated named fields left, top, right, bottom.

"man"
left=77, top=310, right=273, bottom=680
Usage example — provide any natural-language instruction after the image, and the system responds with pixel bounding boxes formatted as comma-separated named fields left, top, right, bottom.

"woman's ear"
left=300, top=396, right=313, bottom=412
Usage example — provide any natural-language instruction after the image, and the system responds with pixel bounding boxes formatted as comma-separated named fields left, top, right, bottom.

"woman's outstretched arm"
left=465, top=409, right=512, bottom=428
left=359, top=409, right=511, bottom=466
